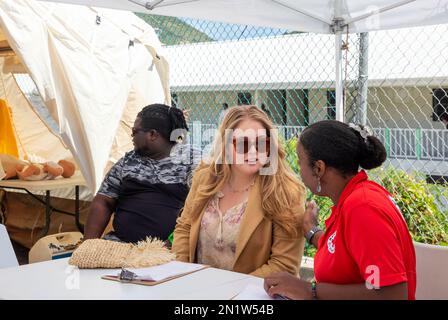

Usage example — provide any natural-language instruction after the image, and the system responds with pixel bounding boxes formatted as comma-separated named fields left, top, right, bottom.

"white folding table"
left=0, top=175, right=86, bottom=236
left=0, top=258, right=264, bottom=300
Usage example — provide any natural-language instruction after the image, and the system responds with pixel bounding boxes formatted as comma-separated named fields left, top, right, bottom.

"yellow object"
left=0, top=99, right=19, bottom=157
left=28, top=232, right=83, bottom=263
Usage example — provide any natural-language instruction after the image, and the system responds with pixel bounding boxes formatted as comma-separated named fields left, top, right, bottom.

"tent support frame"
left=332, top=18, right=345, bottom=122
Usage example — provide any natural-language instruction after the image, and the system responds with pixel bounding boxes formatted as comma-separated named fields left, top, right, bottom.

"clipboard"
left=101, top=264, right=209, bottom=286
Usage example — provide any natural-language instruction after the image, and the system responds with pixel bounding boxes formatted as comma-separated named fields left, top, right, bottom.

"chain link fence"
left=137, top=13, right=448, bottom=251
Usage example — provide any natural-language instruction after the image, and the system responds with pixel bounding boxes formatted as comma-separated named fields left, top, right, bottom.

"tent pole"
left=357, top=32, right=369, bottom=125
left=335, top=30, right=344, bottom=122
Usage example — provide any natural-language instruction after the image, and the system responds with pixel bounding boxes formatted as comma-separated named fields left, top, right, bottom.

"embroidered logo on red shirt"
left=327, top=231, right=337, bottom=254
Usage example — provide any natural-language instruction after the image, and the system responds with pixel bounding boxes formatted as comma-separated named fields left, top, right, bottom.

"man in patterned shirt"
left=84, top=104, right=201, bottom=243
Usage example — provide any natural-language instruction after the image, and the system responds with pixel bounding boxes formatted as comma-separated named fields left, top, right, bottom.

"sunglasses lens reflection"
left=233, top=137, right=270, bottom=154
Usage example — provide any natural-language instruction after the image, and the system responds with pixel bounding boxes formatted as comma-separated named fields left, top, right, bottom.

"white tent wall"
left=0, top=0, right=170, bottom=192
left=0, top=62, right=71, bottom=162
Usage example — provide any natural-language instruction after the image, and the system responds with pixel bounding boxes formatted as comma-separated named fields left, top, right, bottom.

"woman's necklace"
left=228, top=178, right=255, bottom=193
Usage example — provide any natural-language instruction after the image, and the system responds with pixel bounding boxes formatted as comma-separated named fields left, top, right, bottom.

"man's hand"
left=264, top=272, right=312, bottom=300
left=84, top=194, right=116, bottom=239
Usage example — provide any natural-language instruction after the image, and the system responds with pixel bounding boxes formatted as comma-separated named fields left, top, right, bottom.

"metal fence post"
left=416, top=128, right=422, bottom=160
left=385, top=128, right=391, bottom=158
left=192, top=121, right=202, bottom=149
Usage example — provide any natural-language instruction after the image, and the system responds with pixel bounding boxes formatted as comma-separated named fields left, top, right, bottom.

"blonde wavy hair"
left=194, top=105, right=305, bottom=237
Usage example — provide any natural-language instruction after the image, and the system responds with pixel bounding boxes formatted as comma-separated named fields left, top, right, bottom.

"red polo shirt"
left=314, top=170, right=416, bottom=300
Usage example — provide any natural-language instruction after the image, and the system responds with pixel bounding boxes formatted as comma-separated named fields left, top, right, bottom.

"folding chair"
left=414, top=241, right=448, bottom=299
left=0, top=223, right=19, bottom=268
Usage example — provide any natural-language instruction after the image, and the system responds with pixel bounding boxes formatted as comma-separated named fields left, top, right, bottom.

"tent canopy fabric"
left=0, top=0, right=170, bottom=192
left=39, top=0, right=448, bottom=34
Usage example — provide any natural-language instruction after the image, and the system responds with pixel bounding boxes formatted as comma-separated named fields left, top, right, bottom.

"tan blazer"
left=172, top=168, right=305, bottom=278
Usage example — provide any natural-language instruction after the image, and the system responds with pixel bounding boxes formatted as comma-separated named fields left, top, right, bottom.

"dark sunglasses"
left=131, top=127, right=149, bottom=136
left=232, top=136, right=270, bottom=154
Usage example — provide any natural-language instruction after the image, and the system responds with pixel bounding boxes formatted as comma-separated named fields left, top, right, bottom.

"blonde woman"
left=172, top=105, right=306, bottom=277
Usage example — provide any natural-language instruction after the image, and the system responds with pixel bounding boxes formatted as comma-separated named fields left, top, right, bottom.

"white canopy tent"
left=38, top=0, right=448, bottom=122
left=0, top=0, right=170, bottom=192
left=38, top=0, right=448, bottom=33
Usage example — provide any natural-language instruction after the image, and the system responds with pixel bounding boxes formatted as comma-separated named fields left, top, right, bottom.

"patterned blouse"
left=196, top=191, right=248, bottom=270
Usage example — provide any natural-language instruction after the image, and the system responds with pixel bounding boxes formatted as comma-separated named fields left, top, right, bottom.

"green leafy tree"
left=135, top=13, right=213, bottom=45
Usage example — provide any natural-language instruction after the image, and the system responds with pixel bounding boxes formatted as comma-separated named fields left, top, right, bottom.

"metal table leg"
left=41, top=190, right=51, bottom=237
left=75, top=185, right=84, bottom=233
left=0, top=185, right=85, bottom=236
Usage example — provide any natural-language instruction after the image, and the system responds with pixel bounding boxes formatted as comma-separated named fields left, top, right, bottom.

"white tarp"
left=38, top=0, right=448, bottom=34
left=0, top=0, right=170, bottom=192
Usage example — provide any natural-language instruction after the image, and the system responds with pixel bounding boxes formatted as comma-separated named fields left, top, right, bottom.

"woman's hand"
left=303, top=200, right=319, bottom=234
left=182, top=108, right=191, bottom=122
left=264, top=272, right=312, bottom=300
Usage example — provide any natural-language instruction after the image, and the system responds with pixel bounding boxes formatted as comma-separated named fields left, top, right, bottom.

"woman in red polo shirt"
left=264, top=120, right=416, bottom=300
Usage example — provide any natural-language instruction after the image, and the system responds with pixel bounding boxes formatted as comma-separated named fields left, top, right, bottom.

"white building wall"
left=175, top=86, right=447, bottom=129
left=366, top=87, right=443, bottom=129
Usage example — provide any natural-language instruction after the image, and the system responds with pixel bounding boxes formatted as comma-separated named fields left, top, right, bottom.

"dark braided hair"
left=299, top=120, right=387, bottom=176
left=137, top=104, right=188, bottom=144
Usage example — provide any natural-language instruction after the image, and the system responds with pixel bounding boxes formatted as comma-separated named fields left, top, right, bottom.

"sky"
left=181, top=17, right=288, bottom=41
